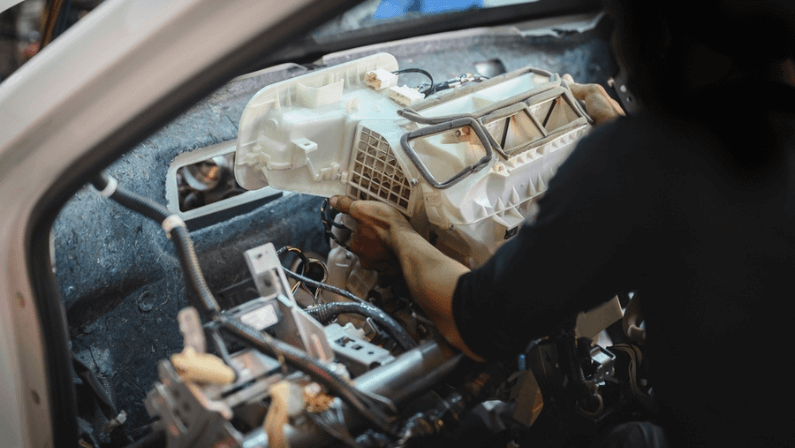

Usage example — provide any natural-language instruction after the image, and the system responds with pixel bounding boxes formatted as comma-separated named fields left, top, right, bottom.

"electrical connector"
left=388, top=85, right=425, bottom=106
left=364, top=68, right=398, bottom=91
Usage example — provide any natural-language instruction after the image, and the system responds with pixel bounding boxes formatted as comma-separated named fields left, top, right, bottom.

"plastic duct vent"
left=348, top=128, right=412, bottom=214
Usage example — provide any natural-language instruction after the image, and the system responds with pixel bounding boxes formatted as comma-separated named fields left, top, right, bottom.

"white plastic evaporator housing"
left=235, top=52, right=593, bottom=268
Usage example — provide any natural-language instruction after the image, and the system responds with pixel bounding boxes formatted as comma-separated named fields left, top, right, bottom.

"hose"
left=215, top=314, right=395, bottom=433
left=92, top=173, right=168, bottom=222
left=305, top=302, right=415, bottom=351
left=91, top=173, right=220, bottom=313
left=169, top=226, right=221, bottom=313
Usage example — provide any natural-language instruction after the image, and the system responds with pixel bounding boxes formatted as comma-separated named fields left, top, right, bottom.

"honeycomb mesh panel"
left=348, top=128, right=412, bottom=213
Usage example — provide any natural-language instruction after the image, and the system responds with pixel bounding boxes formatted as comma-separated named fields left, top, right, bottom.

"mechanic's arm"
left=330, top=81, right=624, bottom=361
left=329, top=196, right=483, bottom=361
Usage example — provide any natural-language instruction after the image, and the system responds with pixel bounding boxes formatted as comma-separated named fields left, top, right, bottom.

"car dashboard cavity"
left=54, top=20, right=652, bottom=448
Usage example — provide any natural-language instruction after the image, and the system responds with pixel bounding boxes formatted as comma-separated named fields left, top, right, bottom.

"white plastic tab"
left=239, top=302, right=279, bottom=331
left=575, top=296, right=623, bottom=340
left=177, top=307, right=206, bottom=353
left=296, top=79, right=344, bottom=108
left=290, top=138, right=317, bottom=169
left=264, top=381, right=304, bottom=448
left=388, top=85, right=424, bottom=106
left=98, top=176, right=118, bottom=198
left=161, top=215, right=187, bottom=234
left=364, top=68, right=398, bottom=90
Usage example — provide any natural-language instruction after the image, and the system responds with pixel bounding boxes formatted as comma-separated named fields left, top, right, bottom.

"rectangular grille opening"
left=347, top=128, right=412, bottom=214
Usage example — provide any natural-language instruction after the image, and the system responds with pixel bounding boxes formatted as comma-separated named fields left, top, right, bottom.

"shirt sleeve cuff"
left=452, top=270, right=493, bottom=360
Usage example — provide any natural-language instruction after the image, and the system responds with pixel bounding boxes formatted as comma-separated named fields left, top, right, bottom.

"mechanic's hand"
left=564, top=74, right=625, bottom=125
left=329, top=195, right=415, bottom=274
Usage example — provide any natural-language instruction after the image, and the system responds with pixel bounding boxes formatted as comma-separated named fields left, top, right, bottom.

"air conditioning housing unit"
left=235, top=53, right=592, bottom=268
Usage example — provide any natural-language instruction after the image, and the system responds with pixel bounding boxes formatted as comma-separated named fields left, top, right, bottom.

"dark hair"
left=608, top=1, right=795, bottom=109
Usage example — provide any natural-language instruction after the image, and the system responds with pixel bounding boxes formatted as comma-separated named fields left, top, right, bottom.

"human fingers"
left=568, top=81, right=605, bottom=102
left=566, top=78, right=624, bottom=115
left=329, top=195, right=355, bottom=214
left=345, top=199, right=405, bottom=224
left=565, top=74, right=606, bottom=103
left=567, top=84, right=624, bottom=124
left=580, top=84, right=623, bottom=114
left=331, top=196, right=390, bottom=221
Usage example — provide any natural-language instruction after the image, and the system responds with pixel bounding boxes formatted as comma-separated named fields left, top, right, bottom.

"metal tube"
left=354, top=340, right=463, bottom=403
left=241, top=340, right=466, bottom=448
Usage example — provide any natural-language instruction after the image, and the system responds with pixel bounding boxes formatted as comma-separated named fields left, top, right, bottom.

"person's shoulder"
left=570, top=112, right=681, bottom=166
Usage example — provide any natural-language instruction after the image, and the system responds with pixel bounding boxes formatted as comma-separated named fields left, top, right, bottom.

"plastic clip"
left=161, top=215, right=187, bottom=236
left=97, top=176, right=118, bottom=198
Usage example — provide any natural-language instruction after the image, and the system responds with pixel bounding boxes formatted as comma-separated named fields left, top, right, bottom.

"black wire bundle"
left=393, top=68, right=435, bottom=95
left=281, top=266, right=368, bottom=305
left=275, top=245, right=315, bottom=297
left=91, top=173, right=220, bottom=313
left=305, top=301, right=416, bottom=351
left=321, top=198, right=350, bottom=250
left=393, top=68, right=491, bottom=97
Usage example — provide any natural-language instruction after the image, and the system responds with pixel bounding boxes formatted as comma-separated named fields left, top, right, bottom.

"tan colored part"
left=575, top=296, right=623, bottom=340
left=304, top=383, right=334, bottom=413
left=622, top=294, right=646, bottom=344
left=364, top=69, right=398, bottom=91
left=264, top=381, right=305, bottom=448
left=509, top=370, right=544, bottom=427
left=170, top=347, right=235, bottom=385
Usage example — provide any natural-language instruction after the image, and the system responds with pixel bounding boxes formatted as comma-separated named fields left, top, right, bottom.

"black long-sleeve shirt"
left=452, top=82, right=795, bottom=446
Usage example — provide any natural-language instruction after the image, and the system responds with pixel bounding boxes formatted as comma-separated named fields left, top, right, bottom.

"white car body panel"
left=0, top=0, right=316, bottom=446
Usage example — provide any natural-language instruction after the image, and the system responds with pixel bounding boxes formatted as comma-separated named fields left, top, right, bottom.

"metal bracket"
left=242, top=243, right=334, bottom=362
left=588, top=345, right=616, bottom=384
left=244, top=244, right=293, bottom=304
